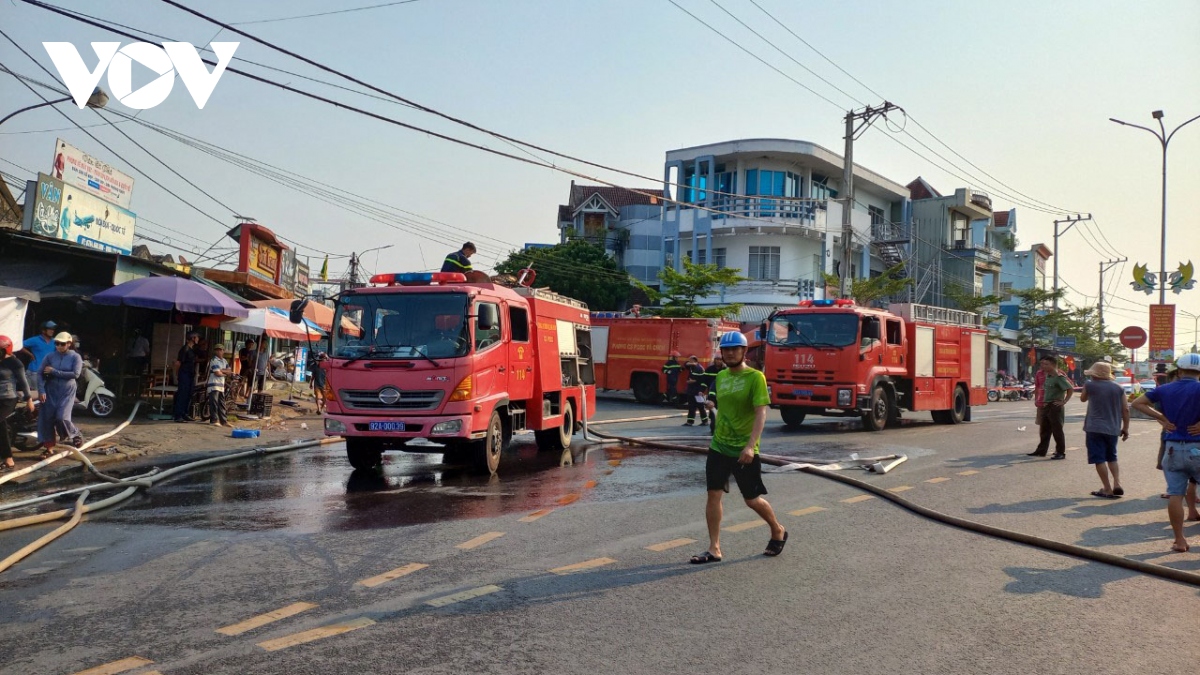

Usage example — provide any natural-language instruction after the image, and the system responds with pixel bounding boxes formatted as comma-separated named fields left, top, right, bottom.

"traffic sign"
left=1055, top=336, right=1077, bottom=351
left=1119, top=326, right=1148, bottom=350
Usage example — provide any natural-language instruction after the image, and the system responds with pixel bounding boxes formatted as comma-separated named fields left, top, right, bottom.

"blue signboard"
left=1055, top=336, right=1077, bottom=351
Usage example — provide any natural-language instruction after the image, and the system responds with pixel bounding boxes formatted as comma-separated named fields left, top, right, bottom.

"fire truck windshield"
left=332, top=292, right=470, bottom=360
left=767, top=313, right=859, bottom=348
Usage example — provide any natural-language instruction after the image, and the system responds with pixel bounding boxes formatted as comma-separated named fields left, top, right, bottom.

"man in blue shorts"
left=689, top=332, right=786, bottom=564
left=1132, top=354, right=1200, bottom=553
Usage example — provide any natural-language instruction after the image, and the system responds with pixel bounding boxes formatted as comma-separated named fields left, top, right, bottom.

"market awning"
left=989, top=337, right=1021, bottom=352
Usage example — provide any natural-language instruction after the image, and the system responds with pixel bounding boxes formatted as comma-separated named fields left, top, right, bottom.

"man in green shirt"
left=689, top=332, right=787, bottom=564
left=1031, top=355, right=1074, bottom=459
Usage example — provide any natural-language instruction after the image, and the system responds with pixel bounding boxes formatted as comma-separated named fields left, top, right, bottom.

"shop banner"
left=25, top=173, right=136, bottom=255
left=52, top=138, right=134, bottom=209
left=295, top=261, right=310, bottom=298
left=248, top=235, right=280, bottom=283
left=1148, top=304, right=1175, bottom=362
left=280, top=248, right=297, bottom=295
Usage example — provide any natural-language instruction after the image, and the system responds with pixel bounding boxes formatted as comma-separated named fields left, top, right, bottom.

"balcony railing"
left=701, top=196, right=827, bottom=223
left=949, top=240, right=1002, bottom=265
left=871, top=220, right=907, bottom=243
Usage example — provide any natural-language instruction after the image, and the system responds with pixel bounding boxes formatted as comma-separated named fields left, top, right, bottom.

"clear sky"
left=2, top=0, right=1198, bottom=347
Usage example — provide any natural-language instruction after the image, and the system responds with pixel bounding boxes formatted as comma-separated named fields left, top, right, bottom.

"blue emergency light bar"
left=798, top=299, right=855, bottom=308
left=369, top=272, right=467, bottom=286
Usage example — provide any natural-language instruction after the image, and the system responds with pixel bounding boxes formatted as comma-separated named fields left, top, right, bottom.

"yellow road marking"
left=550, top=557, right=617, bottom=575
left=608, top=459, right=622, bottom=467
left=958, top=470, right=980, bottom=476
left=584, top=480, right=598, bottom=489
left=456, top=532, right=505, bottom=550
left=724, top=520, right=767, bottom=532
left=75, top=657, right=154, bottom=675
left=426, top=584, right=502, bottom=607
left=887, top=485, right=914, bottom=493
left=645, top=538, right=696, bottom=552
left=925, top=477, right=951, bottom=484
left=519, top=509, right=553, bottom=522
left=217, top=602, right=318, bottom=636
left=841, top=495, right=874, bottom=504
left=556, top=493, right=581, bottom=506
left=789, top=506, right=826, bottom=516
left=357, top=563, right=428, bottom=589
left=256, top=617, right=375, bottom=652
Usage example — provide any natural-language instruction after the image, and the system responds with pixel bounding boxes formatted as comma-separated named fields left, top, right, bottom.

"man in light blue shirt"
left=22, top=321, right=57, bottom=381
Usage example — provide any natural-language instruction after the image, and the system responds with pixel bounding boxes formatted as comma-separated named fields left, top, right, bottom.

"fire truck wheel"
left=535, top=402, right=574, bottom=453
left=346, top=438, right=383, bottom=470
left=632, top=375, right=660, bottom=404
left=949, top=386, right=968, bottom=424
left=779, top=406, right=807, bottom=429
left=861, top=386, right=891, bottom=432
left=468, top=411, right=504, bottom=475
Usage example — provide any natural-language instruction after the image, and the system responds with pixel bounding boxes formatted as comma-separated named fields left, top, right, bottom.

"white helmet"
left=1176, top=353, right=1200, bottom=372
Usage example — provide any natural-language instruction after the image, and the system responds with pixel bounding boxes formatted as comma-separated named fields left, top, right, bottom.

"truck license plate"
left=368, top=421, right=406, bottom=432
left=792, top=388, right=813, bottom=397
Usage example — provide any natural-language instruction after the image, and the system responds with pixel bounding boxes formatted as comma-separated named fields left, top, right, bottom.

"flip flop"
left=764, top=531, right=788, bottom=557
left=1112, top=487, right=1125, bottom=496
left=1090, top=491, right=1119, bottom=499
left=689, top=551, right=722, bottom=564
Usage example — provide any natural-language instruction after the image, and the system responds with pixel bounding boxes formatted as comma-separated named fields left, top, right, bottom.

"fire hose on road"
left=585, top=426, right=1200, bottom=588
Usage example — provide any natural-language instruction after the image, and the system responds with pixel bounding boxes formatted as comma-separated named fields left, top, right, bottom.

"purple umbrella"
left=92, top=276, right=249, bottom=317
left=92, top=276, right=248, bottom=416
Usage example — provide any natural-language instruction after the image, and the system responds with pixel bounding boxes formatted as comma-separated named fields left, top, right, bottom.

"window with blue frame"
left=682, top=165, right=709, bottom=204
left=811, top=173, right=838, bottom=201
left=744, top=169, right=801, bottom=217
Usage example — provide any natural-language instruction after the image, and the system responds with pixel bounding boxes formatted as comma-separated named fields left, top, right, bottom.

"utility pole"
left=840, top=101, right=903, bottom=299
left=1051, top=214, right=1092, bottom=313
left=1098, top=257, right=1127, bottom=341
left=347, top=252, right=362, bottom=289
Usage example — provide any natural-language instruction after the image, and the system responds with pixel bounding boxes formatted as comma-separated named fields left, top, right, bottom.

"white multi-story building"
left=558, top=139, right=911, bottom=321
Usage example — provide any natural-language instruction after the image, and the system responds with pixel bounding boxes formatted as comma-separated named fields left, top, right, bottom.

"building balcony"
left=947, top=241, right=1002, bottom=268
left=699, top=278, right=814, bottom=308
left=668, top=198, right=873, bottom=242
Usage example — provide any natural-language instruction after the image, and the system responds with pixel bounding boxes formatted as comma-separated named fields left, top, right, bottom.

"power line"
left=230, top=0, right=422, bottom=26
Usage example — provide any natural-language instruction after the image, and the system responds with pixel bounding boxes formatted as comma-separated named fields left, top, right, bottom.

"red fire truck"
left=321, top=271, right=596, bottom=474
left=589, top=315, right=739, bottom=403
left=762, top=300, right=989, bottom=430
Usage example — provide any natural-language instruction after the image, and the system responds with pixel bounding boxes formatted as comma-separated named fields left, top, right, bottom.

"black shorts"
left=706, top=450, right=768, bottom=500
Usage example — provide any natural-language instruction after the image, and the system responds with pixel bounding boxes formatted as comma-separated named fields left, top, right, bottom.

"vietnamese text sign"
left=26, top=173, right=136, bottom=255
left=248, top=236, right=280, bottom=283
left=1055, top=336, right=1076, bottom=351
left=1148, top=304, right=1175, bottom=362
left=295, top=261, right=310, bottom=298
left=280, top=248, right=297, bottom=295
left=52, top=138, right=134, bottom=209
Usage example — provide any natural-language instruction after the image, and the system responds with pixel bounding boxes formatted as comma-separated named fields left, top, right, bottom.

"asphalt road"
left=2, top=397, right=1199, bottom=674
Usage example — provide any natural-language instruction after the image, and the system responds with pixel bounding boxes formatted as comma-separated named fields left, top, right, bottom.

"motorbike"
left=76, top=359, right=116, bottom=417
left=5, top=398, right=41, bottom=452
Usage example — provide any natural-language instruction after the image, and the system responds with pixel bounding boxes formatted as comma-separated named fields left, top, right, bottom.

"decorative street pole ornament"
left=1168, top=261, right=1195, bottom=294
left=1131, top=263, right=1157, bottom=294
left=1132, top=261, right=1194, bottom=295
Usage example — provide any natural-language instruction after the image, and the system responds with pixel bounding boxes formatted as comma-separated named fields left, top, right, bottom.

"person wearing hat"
left=0, top=336, right=34, bottom=471
left=310, top=352, right=329, bottom=414
left=22, top=320, right=58, bottom=380
left=683, top=355, right=709, bottom=426
left=662, top=351, right=682, bottom=404
left=36, top=332, right=83, bottom=455
left=206, top=344, right=231, bottom=427
left=1079, top=361, right=1129, bottom=499
left=1133, top=353, right=1200, bottom=552
left=173, top=332, right=200, bottom=423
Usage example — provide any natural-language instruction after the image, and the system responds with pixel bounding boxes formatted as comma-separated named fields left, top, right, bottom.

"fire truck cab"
left=322, top=272, right=596, bottom=474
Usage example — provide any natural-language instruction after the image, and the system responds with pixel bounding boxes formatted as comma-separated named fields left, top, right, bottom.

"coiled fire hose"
left=585, top=426, right=1200, bottom=588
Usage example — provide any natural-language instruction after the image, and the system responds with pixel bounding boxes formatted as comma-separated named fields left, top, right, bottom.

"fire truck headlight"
left=431, top=419, right=463, bottom=435
left=837, top=389, right=853, bottom=406
left=324, top=418, right=347, bottom=434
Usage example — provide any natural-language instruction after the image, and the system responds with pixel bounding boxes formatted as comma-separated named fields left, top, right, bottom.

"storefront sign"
left=280, top=248, right=297, bottom=295
left=1148, top=304, right=1175, bottom=362
left=24, top=172, right=136, bottom=254
left=295, top=261, right=310, bottom=297
left=248, top=236, right=280, bottom=282
left=51, top=138, right=134, bottom=209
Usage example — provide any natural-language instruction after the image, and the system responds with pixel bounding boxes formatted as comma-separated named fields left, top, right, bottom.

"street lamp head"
left=1152, top=110, right=1164, bottom=120
left=85, top=87, right=109, bottom=110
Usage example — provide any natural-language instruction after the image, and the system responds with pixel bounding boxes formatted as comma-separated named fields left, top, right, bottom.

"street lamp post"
left=1180, top=310, right=1200, bottom=354
left=1109, top=110, right=1200, bottom=306
left=0, top=87, right=109, bottom=128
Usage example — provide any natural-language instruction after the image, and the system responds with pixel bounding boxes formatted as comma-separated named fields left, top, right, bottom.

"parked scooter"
left=76, top=359, right=116, bottom=417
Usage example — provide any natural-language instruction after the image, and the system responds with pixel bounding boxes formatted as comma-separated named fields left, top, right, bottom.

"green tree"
left=494, top=240, right=631, bottom=310
left=645, top=258, right=747, bottom=318
left=822, top=263, right=913, bottom=307
left=1012, top=287, right=1125, bottom=362
left=944, top=284, right=1001, bottom=317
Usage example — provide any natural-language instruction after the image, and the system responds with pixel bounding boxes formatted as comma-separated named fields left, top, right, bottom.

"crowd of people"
left=1029, top=352, right=1200, bottom=553
left=0, top=321, right=85, bottom=467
